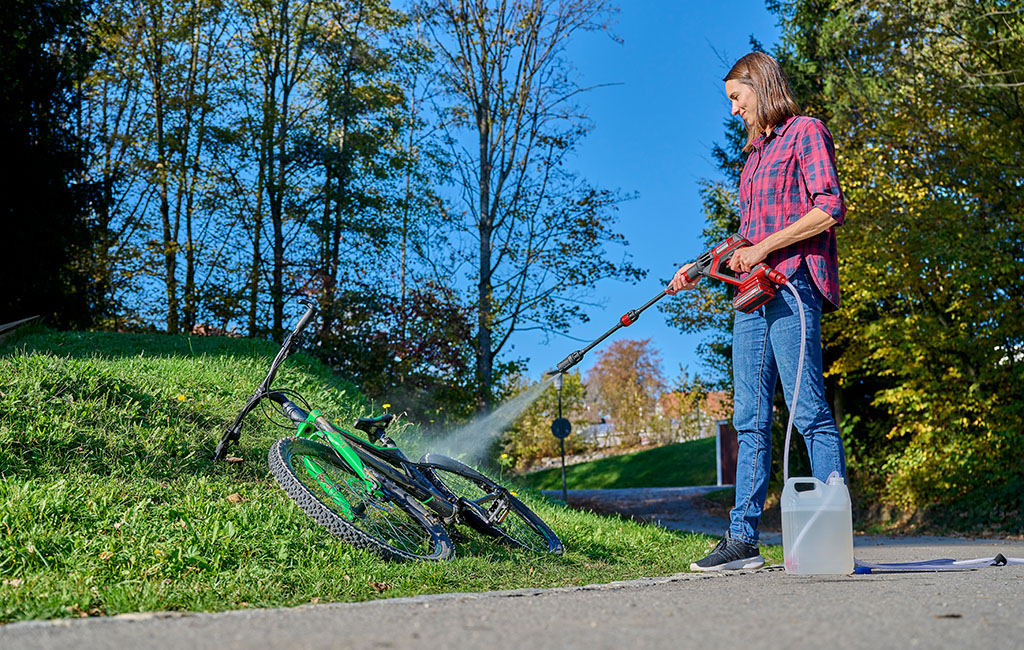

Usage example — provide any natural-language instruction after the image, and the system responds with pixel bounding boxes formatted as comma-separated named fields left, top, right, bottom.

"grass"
left=518, top=437, right=719, bottom=490
left=0, top=326, right=753, bottom=624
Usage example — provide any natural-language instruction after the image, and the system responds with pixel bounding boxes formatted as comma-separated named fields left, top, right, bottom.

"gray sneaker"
left=690, top=532, right=765, bottom=571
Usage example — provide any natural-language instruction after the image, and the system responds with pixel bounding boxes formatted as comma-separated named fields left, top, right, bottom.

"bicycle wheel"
left=270, top=437, right=453, bottom=561
left=419, top=453, right=563, bottom=555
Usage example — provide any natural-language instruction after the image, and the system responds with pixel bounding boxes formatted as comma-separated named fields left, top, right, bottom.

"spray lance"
left=546, top=233, right=806, bottom=492
left=545, top=234, right=789, bottom=377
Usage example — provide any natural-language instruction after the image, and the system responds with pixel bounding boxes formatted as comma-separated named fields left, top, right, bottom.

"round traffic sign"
left=551, top=417, right=571, bottom=439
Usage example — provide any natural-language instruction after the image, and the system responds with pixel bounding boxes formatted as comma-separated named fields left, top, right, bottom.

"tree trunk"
left=475, top=73, right=493, bottom=413
left=148, top=8, right=178, bottom=334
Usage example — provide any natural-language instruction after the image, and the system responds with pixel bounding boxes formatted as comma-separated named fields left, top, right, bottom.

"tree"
left=136, top=0, right=232, bottom=333
left=681, top=0, right=1024, bottom=518
left=807, top=0, right=1024, bottom=510
left=77, top=1, right=477, bottom=418
left=232, top=0, right=323, bottom=338
left=502, top=371, right=590, bottom=468
left=585, top=338, right=666, bottom=446
left=303, top=1, right=419, bottom=342
left=83, top=0, right=239, bottom=331
left=0, top=0, right=106, bottom=328
left=658, top=177, right=742, bottom=388
left=422, top=0, right=644, bottom=412
left=661, top=367, right=716, bottom=442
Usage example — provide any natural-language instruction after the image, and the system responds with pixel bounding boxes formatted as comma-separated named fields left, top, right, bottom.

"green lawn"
left=0, top=327, right=751, bottom=623
left=519, top=437, right=719, bottom=490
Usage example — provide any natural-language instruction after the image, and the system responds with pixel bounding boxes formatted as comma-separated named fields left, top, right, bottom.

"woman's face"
left=725, top=79, right=757, bottom=129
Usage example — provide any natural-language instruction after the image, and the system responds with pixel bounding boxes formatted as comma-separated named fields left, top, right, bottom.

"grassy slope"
left=519, top=437, right=718, bottom=490
left=0, top=327, right=754, bottom=624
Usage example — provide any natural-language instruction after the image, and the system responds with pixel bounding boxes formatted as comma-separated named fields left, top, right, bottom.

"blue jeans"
left=729, top=265, right=846, bottom=545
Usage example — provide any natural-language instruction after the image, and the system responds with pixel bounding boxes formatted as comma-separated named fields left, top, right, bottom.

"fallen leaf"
left=227, top=493, right=248, bottom=504
left=66, top=605, right=88, bottom=618
left=369, top=581, right=391, bottom=593
left=310, top=597, right=321, bottom=604
left=3, top=578, right=23, bottom=587
left=225, top=456, right=244, bottom=464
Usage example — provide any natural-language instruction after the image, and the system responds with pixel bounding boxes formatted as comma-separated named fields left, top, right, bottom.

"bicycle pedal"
left=486, top=500, right=510, bottom=524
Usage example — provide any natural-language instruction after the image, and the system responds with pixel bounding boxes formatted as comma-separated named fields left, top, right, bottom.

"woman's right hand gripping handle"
left=666, top=262, right=700, bottom=295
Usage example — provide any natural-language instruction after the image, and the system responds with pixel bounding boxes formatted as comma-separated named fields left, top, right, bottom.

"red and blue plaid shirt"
left=738, top=115, right=845, bottom=312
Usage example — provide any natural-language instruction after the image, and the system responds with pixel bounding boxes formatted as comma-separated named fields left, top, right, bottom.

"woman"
left=667, top=52, right=847, bottom=571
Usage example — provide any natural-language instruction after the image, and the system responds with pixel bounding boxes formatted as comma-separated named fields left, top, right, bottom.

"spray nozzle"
left=547, top=350, right=584, bottom=377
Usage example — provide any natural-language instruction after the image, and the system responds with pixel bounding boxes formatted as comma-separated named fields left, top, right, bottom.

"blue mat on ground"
left=853, top=553, right=1024, bottom=574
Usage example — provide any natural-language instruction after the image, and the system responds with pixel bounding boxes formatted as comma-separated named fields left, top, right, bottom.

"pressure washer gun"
left=683, top=234, right=788, bottom=313
left=546, top=234, right=788, bottom=376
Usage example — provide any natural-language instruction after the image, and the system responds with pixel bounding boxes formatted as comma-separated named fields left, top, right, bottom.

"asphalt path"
left=4, top=536, right=1022, bottom=650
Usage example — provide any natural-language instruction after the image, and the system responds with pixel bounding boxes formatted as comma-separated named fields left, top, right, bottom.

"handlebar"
left=269, top=392, right=309, bottom=423
left=213, top=299, right=319, bottom=461
left=293, top=299, right=316, bottom=338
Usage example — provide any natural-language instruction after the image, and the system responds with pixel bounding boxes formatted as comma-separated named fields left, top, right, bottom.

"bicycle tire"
left=419, top=453, right=563, bottom=555
left=269, top=437, right=453, bottom=561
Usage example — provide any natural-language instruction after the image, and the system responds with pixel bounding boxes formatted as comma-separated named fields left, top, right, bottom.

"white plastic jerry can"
left=781, top=473, right=855, bottom=575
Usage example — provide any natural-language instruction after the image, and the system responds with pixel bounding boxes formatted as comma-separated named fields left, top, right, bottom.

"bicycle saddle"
left=353, top=413, right=395, bottom=434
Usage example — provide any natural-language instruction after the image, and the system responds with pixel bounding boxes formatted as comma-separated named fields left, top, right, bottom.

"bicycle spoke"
left=292, top=450, right=434, bottom=556
left=430, top=467, right=550, bottom=553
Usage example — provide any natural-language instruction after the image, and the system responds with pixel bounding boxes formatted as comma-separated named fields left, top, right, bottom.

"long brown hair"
left=724, top=52, right=801, bottom=152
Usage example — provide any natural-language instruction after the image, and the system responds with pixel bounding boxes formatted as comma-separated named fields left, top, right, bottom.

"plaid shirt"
left=738, top=115, right=845, bottom=312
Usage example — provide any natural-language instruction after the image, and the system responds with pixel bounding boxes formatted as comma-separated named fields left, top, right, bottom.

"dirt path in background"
left=543, top=486, right=784, bottom=545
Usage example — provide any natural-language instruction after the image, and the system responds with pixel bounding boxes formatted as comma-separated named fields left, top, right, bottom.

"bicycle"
left=213, top=300, right=563, bottom=561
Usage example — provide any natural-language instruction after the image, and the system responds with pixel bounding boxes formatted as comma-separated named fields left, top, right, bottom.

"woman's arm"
left=728, top=207, right=837, bottom=273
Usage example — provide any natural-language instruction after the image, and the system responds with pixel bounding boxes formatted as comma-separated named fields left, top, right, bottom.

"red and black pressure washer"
left=547, top=234, right=788, bottom=376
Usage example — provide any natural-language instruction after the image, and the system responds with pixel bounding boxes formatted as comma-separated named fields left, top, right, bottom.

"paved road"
left=4, top=538, right=1022, bottom=650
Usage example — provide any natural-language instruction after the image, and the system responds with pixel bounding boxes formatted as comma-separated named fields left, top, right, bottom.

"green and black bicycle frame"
left=271, top=392, right=520, bottom=529
left=272, top=394, right=461, bottom=522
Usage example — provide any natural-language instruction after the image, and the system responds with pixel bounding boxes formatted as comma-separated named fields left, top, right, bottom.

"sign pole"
left=550, top=374, right=572, bottom=504
left=557, top=375, right=567, bottom=504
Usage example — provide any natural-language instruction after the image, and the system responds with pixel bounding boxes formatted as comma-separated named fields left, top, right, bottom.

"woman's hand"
left=667, top=263, right=700, bottom=295
left=728, top=242, right=768, bottom=273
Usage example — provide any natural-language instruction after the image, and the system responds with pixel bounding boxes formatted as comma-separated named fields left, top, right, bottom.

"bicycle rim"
left=420, top=454, right=563, bottom=555
left=270, top=438, right=452, bottom=561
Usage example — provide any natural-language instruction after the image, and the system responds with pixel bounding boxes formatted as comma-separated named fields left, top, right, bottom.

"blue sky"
left=511, top=1, right=781, bottom=382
